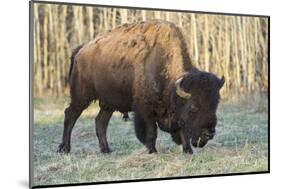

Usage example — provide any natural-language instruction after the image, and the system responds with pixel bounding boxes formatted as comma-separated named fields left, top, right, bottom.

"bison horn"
left=175, top=77, right=191, bottom=99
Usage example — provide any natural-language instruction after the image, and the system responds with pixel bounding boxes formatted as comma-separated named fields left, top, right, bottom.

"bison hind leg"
left=122, top=112, right=130, bottom=121
left=57, top=100, right=90, bottom=153
left=95, top=108, right=113, bottom=153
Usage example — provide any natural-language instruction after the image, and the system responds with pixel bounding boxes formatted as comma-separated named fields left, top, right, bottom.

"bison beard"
left=57, top=20, right=224, bottom=154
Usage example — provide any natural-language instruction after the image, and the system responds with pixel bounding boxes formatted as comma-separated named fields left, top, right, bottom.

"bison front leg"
left=134, top=109, right=157, bottom=153
left=145, top=120, right=158, bottom=153
left=95, top=109, right=113, bottom=153
left=180, top=129, right=193, bottom=154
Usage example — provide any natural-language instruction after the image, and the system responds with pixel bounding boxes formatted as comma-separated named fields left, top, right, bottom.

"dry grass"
left=32, top=97, right=268, bottom=187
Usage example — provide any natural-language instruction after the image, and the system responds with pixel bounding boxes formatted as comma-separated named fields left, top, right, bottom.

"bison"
left=57, top=20, right=224, bottom=154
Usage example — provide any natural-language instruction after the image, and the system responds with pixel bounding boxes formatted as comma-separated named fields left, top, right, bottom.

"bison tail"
left=69, top=44, right=84, bottom=83
left=134, top=110, right=146, bottom=145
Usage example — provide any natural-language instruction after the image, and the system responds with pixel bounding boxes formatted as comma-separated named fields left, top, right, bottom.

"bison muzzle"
left=57, top=20, right=224, bottom=154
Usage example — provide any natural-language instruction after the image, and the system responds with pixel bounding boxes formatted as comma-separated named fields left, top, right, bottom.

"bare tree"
left=32, top=3, right=269, bottom=100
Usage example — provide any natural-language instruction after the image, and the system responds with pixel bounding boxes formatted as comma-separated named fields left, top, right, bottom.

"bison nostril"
left=205, top=132, right=215, bottom=139
left=209, top=127, right=216, bottom=133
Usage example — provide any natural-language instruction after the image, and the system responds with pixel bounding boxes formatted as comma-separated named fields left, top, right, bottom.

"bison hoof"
left=148, top=147, right=157, bottom=154
left=100, top=147, right=112, bottom=154
left=183, top=147, right=193, bottom=154
left=57, top=143, right=70, bottom=153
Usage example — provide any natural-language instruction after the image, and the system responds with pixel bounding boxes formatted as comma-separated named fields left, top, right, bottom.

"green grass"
left=32, top=97, right=268, bottom=186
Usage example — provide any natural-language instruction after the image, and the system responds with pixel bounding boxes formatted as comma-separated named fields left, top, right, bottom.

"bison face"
left=172, top=70, right=224, bottom=153
left=189, top=115, right=217, bottom=148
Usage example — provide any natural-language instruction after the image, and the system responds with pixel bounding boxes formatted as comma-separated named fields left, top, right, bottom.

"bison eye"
left=190, top=104, right=199, bottom=113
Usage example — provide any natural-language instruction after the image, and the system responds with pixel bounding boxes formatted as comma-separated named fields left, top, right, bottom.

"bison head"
left=170, top=70, right=225, bottom=154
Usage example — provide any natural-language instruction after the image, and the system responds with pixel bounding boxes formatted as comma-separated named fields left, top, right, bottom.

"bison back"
left=72, top=20, right=190, bottom=111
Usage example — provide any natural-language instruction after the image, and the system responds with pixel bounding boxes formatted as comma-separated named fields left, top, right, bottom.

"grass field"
left=32, top=97, right=268, bottom=186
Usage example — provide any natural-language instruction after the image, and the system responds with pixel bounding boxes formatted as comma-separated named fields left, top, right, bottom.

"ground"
left=32, top=97, right=268, bottom=186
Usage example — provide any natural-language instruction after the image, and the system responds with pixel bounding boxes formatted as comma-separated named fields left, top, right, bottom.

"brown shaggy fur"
left=73, top=20, right=192, bottom=110
left=57, top=20, right=224, bottom=154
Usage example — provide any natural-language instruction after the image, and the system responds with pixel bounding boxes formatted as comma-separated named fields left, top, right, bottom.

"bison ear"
left=219, top=76, right=225, bottom=89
